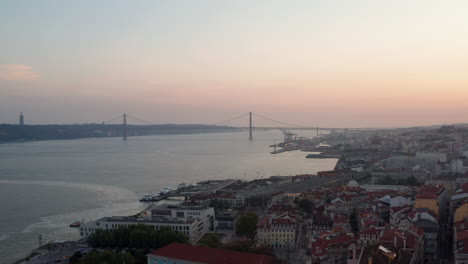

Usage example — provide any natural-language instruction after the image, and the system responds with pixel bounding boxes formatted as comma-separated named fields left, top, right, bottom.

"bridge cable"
left=210, top=113, right=250, bottom=126
left=102, top=114, right=124, bottom=124
left=125, top=114, right=157, bottom=125
left=252, top=112, right=307, bottom=128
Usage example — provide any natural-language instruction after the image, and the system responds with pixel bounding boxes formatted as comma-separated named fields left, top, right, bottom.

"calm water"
left=0, top=130, right=337, bottom=263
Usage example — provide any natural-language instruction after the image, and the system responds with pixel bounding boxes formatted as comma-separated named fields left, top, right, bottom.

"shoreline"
left=0, top=129, right=243, bottom=145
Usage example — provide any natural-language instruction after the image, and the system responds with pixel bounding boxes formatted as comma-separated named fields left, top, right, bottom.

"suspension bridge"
left=100, top=112, right=378, bottom=141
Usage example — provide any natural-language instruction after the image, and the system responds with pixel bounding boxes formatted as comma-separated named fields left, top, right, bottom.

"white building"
left=379, top=195, right=412, bottom=208
left=451, top=159, right=468, bottom=174
left=81, top=203, right=215, bottom=243
left=80, top=216, right=204, bottom=242
left=150, top=204, right=215, bottom=235
left=214, top=194, right=245, bottom=207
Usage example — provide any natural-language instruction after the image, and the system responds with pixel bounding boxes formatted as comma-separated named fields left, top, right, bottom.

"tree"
left=198, top=233, right=223, bottom=248
left=235, top=212, right=258, bottom=238
left=87, top=224, right=188, bottom=249
left=298, top=199, right=313, bottom=212
left=74, top=250, right=137, bottom=264
left=378, top=175, right=395, bottom=185
left=406, top=175, right=419, bottom=186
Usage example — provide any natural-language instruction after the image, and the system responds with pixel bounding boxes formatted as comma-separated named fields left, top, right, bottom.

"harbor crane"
left=281, top=129, right=296, bottom=142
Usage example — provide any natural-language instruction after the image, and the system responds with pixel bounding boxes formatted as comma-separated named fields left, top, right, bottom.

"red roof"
left=415, top=192, right=438, bottom=199
left=359, top=226, right=380, bottom=236
left=148, top=243, right=277, bottom=264
left=257, top=214, right=296, bottom=228
left=271, top=218, right=295, bottom=225
left=409, top=208, right=438, bottom=221
left=416, top=184, right=444, bottom=199
left=312, top=233, right=355, bottom=257
left=380, top=228, right=422, bottom=250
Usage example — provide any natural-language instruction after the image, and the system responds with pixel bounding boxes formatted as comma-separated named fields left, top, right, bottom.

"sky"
left=1, top=0, right=468, bottom=127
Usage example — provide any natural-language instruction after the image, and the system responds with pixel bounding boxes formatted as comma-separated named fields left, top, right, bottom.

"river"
left=0, top=130, right=337, bottom=263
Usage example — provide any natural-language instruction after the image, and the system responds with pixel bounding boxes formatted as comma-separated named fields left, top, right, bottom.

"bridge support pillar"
left=249, top=112, right=253, bottom=141
left=123, top=113, right=127, bottom=140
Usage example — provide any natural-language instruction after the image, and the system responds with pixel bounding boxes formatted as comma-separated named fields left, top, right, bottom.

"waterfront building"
left=150, top=203, right=215, bottom=235
left=80, top=216, right=204, bottom=242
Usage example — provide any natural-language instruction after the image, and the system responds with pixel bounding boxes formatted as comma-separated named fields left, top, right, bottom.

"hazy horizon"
left=2, top=0, right=468, bottom=127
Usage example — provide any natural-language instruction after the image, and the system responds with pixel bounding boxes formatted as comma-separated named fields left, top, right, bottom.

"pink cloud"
left=0, top=64, right=40, bottom=81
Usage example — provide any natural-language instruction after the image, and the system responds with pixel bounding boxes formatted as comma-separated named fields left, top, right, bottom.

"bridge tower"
left=249, top=112, right=253, bottom=141
left=123, top=113, right=127, bottom=140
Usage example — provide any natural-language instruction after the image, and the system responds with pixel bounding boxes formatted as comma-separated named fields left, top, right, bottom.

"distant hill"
left=0, top=124, right=241, bottom=143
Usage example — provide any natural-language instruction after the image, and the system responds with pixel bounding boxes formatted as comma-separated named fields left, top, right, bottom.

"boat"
left=139, top=192, right=162, bottom=202
left=69, top=221, right=82, bottom=227
left=159, top=187, right=172, bottom=195
left=140, top=193, right=164, bottom=202
left=143, top=192, right=158, bottom=198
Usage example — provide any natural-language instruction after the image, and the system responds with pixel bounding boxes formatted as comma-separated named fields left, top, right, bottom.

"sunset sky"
left=1, top=0, right=468, bottom=127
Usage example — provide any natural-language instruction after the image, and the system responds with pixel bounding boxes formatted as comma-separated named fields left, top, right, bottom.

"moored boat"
left=69, top=221, right=82, bottom=227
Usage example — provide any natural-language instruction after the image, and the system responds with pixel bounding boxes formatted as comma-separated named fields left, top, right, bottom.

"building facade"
left=257, top=214, right=297, bottom=249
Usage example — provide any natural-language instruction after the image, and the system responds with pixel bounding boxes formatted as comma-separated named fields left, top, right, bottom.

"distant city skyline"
left=1, top=1, right=468, bottom=127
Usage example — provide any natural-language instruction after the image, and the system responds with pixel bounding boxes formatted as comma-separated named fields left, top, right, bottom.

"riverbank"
left=0, top=125, right=242, bottom=144
left=0, top=131, right=337, bottom=263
